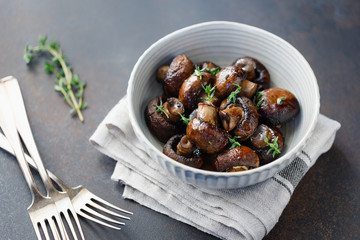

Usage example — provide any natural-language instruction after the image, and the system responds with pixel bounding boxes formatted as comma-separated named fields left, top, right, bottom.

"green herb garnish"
left=203, top=67, right=220, bottom=76
left=179, top=113, right=190, bottom=125
left=256, top=98, right=267, bottom=108
left=264, top=136, right=281, bottom=158
left=192, top=65, right=204, bottom=79
left=256, top=91, right=263, bottom=98
left=24, top=35, right=87, bottom=122
left=277, top=97, right=286, bottom=105
left=229, top=136, right=241, bottom=149
left=228, top=83, right=242, bottom=103
left=152, top=99, right=169, bottom=118
left=201, top=84, right=216, bottom=102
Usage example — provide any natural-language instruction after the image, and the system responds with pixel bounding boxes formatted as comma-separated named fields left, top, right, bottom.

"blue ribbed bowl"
left=127, top=21, right=319, bottom=189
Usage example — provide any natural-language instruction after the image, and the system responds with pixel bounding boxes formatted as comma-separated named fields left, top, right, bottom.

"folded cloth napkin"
left=90, top=96, right=341, bottom=240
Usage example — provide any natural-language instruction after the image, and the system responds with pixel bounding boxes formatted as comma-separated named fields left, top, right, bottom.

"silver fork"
left=0, top=132, right=132, bottom=230
left=1, top=77, right=84, bottom=240
left=0, top=84, right=66, bottom=240
left=1, top=76, right=132, bottom=230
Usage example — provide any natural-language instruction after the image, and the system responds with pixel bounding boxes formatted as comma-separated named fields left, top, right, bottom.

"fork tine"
left=53, top=213, right=69, bottom=240
left=62, top=210, right=79, bottom=240
left=40, top=221, right=51, bottom=240
left=69, top=209, right=85, bottom=240
left=91, top=196, right=133, bottom=215
left=32, top=222, right=42, bottom=240
left=48, top=218, right=61, bottom=240
left=77, top=211, right=122, bottom=230
left=82, top=206, right=126, bottom=226
left=88, top=201, right=131, bottom=220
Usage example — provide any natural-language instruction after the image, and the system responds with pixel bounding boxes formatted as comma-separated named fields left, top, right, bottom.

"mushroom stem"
left=162, top=97, right=185, bottom=123
left=197, top=102, right=218, bottom=125
left=176, top=135, right=195, bottom=157
left=240, top=80, right=258, bottom=98
left=219, top=105, right=244, bottom=132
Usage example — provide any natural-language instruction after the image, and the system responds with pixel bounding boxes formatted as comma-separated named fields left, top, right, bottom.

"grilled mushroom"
left=255, top=87, right=300, bottom=126
left=213, top=146, right=259, bottom=172
left=233, top=57, right=270, bottom=90
left=163, top=54, right=195, bottom=96
left=163, top=134, right=203, bottom=168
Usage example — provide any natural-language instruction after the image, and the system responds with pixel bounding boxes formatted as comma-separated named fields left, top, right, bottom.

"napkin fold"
left=90, top=96, right=340, bottom=240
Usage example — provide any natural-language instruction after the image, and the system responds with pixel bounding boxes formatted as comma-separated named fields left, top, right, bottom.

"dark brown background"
left=0, top=0, right=359, bottom=239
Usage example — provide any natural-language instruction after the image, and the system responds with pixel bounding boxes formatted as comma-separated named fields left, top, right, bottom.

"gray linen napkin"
left=90, top=96, right=341, bottom=240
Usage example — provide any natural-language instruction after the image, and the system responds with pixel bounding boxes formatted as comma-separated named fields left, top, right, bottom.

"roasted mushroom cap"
left=198, top=61, right=220, bottom=70
left=163, top=54, right=195, bottom=96
left=156, top=65, right=170, bottom=83
left=178, top=72, right=212, bottom=112
left=233, top=57, right=270, bottom=90
left=256, top=87, right=300, bottom=126
left=214, top=66, right=244, bottom=100
left=220, top=96, right=258, bottom=141
left=163, top=134, right=203, bottom=168
left=250, top=124, right=284, bottom=164
left=213, top=146, right=259, bottom=172
left=186, top=118, right=229, bottom=154
left=162, top=97, right=185, bottom=123
left=144, top=96, right=182, bottom=143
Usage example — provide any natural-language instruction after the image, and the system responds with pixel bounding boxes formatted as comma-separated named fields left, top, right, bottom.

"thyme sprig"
left=277, top=97, right=286, bottom=105
left=229, top=136, right=241, bottom=149
left=152, top=99, right=169, bottom=118
left=24, top=35, right=87, bottom=122
left=192, top=65, right=204, bottom=79
left=228, top=83, right=242, bottom=103
left=201, top=84, right=216, bottom=102
left=264, top=136, right=281, bottom=158
left=179, top=113, right=190, bottom=125
left=192, top=65, right=220, bottom=79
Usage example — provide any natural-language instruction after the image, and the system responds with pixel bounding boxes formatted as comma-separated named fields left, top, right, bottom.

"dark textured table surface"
left=1, top=1, right=359, bottom=239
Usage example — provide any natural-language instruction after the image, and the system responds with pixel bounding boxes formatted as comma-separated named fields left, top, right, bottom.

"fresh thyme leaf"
left=39, top=35, right=47, bottom=46
left=44, top=62, right=55, bottom=74
left=201, top=84, right=216, bottom=102
left=256, top=91, right=263, bottom=98
left=256, top=98, right=267, bottom=108
left=192, top=65, right=204, bottom=79
left=24, top=35, right=87, bottom=122
left=229, top=136, right=241, bottom=149
left=204, top=67, right=220, bottom=76
left=152, top=99, right=169, bottom=118
left=264, top=136, right=281, bottom=158
left=179, top=113, right=190, bottom=125
left=228, top=83, right=242, bottom=103
left=277, top=97, right=286, bottom=105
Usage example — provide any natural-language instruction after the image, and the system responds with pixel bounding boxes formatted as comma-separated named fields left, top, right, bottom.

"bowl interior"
left=128, top=21, right=319, bottom=178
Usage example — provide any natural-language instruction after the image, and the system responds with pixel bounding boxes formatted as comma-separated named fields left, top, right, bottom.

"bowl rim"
left=127, top=21, right=320, bottom=178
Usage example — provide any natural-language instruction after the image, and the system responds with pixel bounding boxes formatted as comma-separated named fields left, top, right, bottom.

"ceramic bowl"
left=127, top=21, right=319, bottom=189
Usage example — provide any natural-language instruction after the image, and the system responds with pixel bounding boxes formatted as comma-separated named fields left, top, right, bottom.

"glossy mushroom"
left=214, top=66, right=244, bottom=100
left=256, top=87, right=300, bottom=126
left=163, top=134, right=203, bottom=168
left=186, top=118, right=229, bottom=154
left=250, top=124, right=284, bottom=164
left=163, top=54, right=195, bottom=96
left=162, top=97, right=185, bottom=123
left=197, top=102, right=218, bottom=125
left=233, top=57, right=270, bottom=90
left=220, top=96, right=259, bottom=141
left=239, top=79, right=258, bottom=99
left=178, top=72, right=212, bottom=111
left=144, top=96, right=182, bottom=143
left=213, top=146, right=259, bottom=172
left=156, top=65, right=170, bottom=83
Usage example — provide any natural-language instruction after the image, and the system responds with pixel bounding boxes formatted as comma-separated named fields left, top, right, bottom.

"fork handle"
left=0, top=83, right=41, bottom=197
left=1, top=77, right=58, bottom=194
